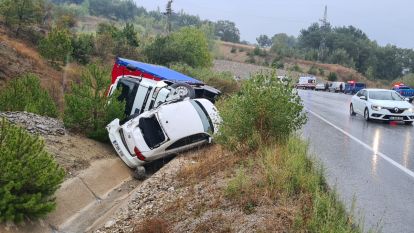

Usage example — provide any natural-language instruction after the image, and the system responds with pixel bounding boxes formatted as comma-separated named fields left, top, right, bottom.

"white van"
left=329, top=82, right=345, bottom=92
left=296, top=76, right=316, bottom=90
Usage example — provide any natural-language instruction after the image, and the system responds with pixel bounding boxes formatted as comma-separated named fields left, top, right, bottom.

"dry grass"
left=133, top=218, right=171, bottom=233
left=176, top=145, right=239, bottom=184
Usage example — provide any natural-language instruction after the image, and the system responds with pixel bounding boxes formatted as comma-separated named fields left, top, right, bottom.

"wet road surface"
left=299, top=90, right=414, bottom=233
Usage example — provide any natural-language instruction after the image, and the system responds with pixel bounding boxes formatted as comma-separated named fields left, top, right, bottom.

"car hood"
left=157, top=101, right=205, bottom=140
left=369, top=99, right=413, bottom=108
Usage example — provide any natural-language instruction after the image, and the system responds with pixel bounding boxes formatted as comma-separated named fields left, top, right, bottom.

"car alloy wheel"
left=364, top=108, right=370, bottom=121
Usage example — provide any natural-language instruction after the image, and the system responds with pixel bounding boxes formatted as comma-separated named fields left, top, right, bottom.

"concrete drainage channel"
left=1, top=157, right=173, bottom=233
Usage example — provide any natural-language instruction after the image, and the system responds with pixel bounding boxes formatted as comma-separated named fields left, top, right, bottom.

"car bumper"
left=369, top=110, right=414, bottom=121
left=106, top=119, right=144, bottom=168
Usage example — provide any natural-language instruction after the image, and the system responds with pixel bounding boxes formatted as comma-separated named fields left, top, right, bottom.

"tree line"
left=257, top=23, right=414, bottom=82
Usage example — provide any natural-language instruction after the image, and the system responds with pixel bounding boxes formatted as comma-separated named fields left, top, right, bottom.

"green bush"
left=71, top=33, right=95, bottom=65
left=170, top=63, right=240, bottom=96
left=0, top=74, right=58, bottom=117
left=0, top=119, right=65, bottom=222
left=38, top=28, right=73, bottom=66
left=64, top=64, right=125, bottom=142
left=318, top=68, right=325, bottom=76
left=217, top=72, right=307, bottom=152
left=308, top=65, right=318, bottom=75
left=144, top=27, right=212, bottom=68
left=290, top=64, right=303, bottom=72
left=328, top=72, right=338, bottom=81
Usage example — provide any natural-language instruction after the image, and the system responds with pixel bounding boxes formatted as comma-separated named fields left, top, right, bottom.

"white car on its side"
left=106, top=98, right=221, bottom=178
left=350, top=89, right=414, bottom=125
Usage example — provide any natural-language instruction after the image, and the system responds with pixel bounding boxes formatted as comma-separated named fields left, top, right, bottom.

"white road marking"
left=306, top=108, right=414, bottom=179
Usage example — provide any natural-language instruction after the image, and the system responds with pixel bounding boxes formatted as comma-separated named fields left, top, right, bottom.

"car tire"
left=170, top=83, right=195, bottom=99
left=350, top=104, right=356, bottom=116
left=364, top=108, right=370, bottom=121
left=404, top=121, right=413, bottom=125
left=133, top=166, right=146, bottom=180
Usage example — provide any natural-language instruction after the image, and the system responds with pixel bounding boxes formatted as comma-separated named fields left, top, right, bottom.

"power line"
left=318, top=5, right=329, bottom=61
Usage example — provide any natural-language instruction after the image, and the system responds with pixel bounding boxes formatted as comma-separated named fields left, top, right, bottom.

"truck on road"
left=392, top=83, right=414, bottom=102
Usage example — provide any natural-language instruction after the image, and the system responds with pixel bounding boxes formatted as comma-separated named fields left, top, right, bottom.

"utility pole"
left=318, top=5, right=329, bottom=61
left=164, top=0, right=173, bottom=34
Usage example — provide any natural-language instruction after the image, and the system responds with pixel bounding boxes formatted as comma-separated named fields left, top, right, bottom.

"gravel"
left=0, top=111, right=65, bottom=136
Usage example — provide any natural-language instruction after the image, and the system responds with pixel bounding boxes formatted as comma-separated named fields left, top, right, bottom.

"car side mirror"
left=360, top=96, right=367, bottom=100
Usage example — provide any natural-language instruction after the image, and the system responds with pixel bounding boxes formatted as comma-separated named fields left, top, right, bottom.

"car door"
left=354, top=90, right=365, bottom=114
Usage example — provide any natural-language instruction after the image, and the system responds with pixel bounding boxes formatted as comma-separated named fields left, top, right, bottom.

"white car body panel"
left=157, top=101, right=205, bottom=140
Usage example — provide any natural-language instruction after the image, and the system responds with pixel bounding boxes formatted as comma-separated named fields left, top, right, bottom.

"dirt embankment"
left=0, top=24, right=83, bottom=108
left=0, top=112, right=115, bottom=178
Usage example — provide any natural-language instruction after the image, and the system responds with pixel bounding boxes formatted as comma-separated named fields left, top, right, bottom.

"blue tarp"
left=116, top=57, right=203, bottom=85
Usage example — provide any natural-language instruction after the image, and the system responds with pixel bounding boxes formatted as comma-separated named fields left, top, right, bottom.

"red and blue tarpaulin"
left=111, top=57, right=204, bottom=85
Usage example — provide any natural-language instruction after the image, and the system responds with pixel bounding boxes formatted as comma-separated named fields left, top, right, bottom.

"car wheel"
left=404, top=121, right=413, bottom=125
left=133, top=166, right=146, bottom=180
left=170, top=83, right=195, bottom=99
left=350, top=104, right=356, bottom=116
left=364, top=108, right=370, bottom=121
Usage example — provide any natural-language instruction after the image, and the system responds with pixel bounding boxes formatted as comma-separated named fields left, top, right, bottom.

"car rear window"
left=190, top=100, right=214, bottom=133
left=138, top=115, right=166, bottom=149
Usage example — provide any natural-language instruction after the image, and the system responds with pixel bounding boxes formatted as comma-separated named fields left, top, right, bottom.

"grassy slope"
left=132, top=138, right=361, bottom=233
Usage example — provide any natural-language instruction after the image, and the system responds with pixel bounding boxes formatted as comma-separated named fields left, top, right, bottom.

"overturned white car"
left=106, top=98, right=220, bottom=178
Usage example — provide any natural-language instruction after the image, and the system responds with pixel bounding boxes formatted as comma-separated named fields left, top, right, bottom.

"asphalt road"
left=299, top=90, right=414, bottom=233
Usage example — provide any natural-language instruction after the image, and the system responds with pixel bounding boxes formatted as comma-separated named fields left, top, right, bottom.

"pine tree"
left=0, top=119, right=65, bottom=222
left=64, top=64, right=125, bottom=142
left=0, top=74, right=58, bottom=117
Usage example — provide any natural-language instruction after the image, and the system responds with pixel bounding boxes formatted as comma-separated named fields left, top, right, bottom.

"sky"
left=134, top=0, right=414, bottom=49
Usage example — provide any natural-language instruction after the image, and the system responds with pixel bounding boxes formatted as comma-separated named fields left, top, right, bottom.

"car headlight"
left=408, top=108, right=414, bottom=112
left=371, top=105, right=382, bottom=111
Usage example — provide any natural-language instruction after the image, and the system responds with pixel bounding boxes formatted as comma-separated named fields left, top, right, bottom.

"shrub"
left=290, top=64, right=303, bottom=72
left=328, top=72, right=338, bottom=81
left=217, top=72, right=307, bottom=152
left=170, top=63, right=240, bottom=96
left=144, top=27, right=212, bottom=68
left=0, top=74, right=58, bottom=117
left=0, top=119, right=65, bottom=222
left=38, top=28, right=73, bottom=66
left=308, top=65, right=318, bottom=75
left=64, top=64, right=125, bottom=142
left=318, top=68, right=325, bottom=76
left=71, top=33, right=95, bottom=65
left=230, top=47, right=237, bottom=53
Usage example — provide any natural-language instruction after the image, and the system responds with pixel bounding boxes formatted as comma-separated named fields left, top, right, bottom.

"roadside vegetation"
left=0, top=74, right=58, bottom=117
left=64, top=64, right=125, bottom=142
left=130, top=72, right=361, bottom=232
left=0, top=119, right=65, bottom=223
left=219, top=73, right=358, bottom=232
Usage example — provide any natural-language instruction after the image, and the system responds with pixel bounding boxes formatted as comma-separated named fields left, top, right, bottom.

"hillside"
left=214, top=40, right=385, bottom=87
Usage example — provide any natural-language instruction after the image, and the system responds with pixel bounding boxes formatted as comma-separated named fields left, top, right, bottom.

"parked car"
left=344, top=81, right=366, bottom=94
left=106, top=98, right=221, bottom=179
left=392, top=83, right=414, bottom=102
left=315, top=83, right=326, bottom=91
left=109, top=58, right=221, bottom=111
left=349, top=89, right=414, bottom=124
left=329, top=81, right=345, bottom=92
left=296, top=76, right=316, bottom=90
